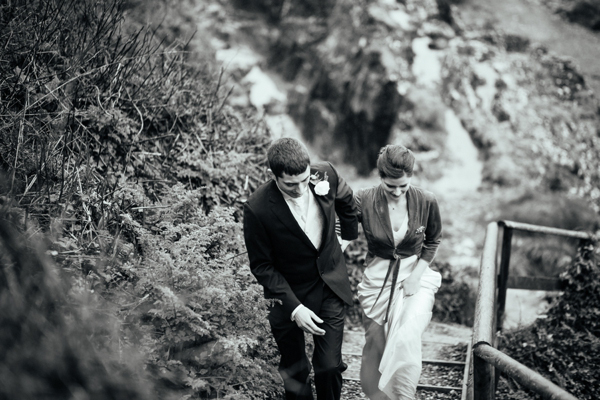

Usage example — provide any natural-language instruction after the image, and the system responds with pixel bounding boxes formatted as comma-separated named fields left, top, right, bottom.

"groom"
left=243, top=138, right=358, bottom=400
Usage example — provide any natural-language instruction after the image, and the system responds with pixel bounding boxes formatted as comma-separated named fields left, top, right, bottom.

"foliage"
left=0, top=0, right=270, bottom=219
left=498, top=240, right=600, bottom=399
left=442, top=30, right=600, bottom=210
left=0, top=0, right=281, bottom=398
left=230, top=0, right=336, bottom=22
left=540, top=0, right=600, bottom=31
left=344, top=230, right=368, bottom=326
left=0, top=208, right=163, bottom=400
left=106, top=185, right=282, bottom=399
left=499, top=190, right=600, bottom=276
left=432, top=262, right=476, bottom=326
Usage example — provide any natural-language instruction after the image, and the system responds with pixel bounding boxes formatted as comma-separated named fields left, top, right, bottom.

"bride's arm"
left=402, top=258, right=430, bottom=296
left=403, top=192, right=442, bottom=296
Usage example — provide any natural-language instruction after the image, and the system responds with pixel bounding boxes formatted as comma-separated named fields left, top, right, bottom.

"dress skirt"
left=357, top=255, right=442, bottom=399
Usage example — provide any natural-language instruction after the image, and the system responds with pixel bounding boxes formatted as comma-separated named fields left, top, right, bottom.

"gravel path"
left=340, top=322, right=472, bottom=399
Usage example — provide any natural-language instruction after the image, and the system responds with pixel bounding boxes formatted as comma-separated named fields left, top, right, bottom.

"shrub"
left=344, top=231, right=368, bottom=326
left=108, top=184, right=282, bottom=399
left=432, top=262, right=476, bottom=326
left=498, top=239, right=600, bottom=399
left=0, top=208, right=162, bottom=400
left=0, top=0, right=270, bottom=219
left=1, top=0, right=280, bottom=398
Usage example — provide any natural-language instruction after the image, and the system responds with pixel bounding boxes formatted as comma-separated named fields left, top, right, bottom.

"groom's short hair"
left=267, top=138, right=311, bottom=178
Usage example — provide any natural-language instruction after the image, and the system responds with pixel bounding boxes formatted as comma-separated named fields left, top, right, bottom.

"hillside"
left=188, top=0, right=600, bottom=321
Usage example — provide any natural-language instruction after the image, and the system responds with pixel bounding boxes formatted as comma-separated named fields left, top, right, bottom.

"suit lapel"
left=268, top=181, right=316, bottom=250
left=309, top=182, right=330, bottom=250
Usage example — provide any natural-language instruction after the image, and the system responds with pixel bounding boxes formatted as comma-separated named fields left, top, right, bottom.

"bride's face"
left=381, top=175, right=411, bottom=200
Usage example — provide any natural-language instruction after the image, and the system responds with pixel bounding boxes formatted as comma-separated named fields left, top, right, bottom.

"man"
left=243, top=138, right=358, bottom=400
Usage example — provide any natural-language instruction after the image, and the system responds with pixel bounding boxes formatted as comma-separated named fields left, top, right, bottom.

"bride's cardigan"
left=355, top=185, right=442, bottom=266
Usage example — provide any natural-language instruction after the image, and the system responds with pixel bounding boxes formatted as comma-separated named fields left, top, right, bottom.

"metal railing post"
left=473, top=351, right=495, bottom=400
left=472, top=222, right=499, bottom=400
left=496, top=226, right=513, bottom=331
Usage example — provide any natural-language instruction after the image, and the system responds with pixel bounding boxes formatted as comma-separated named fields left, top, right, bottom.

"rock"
left=368, top=3, right=414, bottom=31
left=241, top=66, right=287, bottom=114
left=412, top=37, right=444, bottom=88
left=482, top=153, right=524, bottom=187
left=215, top=46, right=263, bottom=74
left=471, top=62, right=498, bottom=111
left=264, top=114, right=304, bottom=140
left=419, top=20, right=456, bottom=40
left=503, top=34, right=530, bottom=52
left=428, top=37, right=449, bottom=50
left=226, top=82, right=251, bottom=109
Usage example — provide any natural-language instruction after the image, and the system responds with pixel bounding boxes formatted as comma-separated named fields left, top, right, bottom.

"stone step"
left=342, top=321, right=472, bottom=389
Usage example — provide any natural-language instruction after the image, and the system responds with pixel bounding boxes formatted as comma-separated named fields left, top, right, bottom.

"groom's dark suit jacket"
left=243, top=161, right=358, bottom=317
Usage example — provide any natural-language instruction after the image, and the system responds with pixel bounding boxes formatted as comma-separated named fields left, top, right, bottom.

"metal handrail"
left=498, top=220, right=593, bottom=240
left=470, top=220, right=590, bottom=400
left=473, top=344, right=578, bottom=400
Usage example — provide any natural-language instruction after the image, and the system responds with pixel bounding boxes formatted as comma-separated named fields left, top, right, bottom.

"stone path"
left=341, top=321, right=473, bottom=398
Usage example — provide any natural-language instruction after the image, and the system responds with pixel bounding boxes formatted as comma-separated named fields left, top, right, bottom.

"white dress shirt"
left=282, top=188, right=324, bottom=250
left=279, top=185, right=326, bottom=321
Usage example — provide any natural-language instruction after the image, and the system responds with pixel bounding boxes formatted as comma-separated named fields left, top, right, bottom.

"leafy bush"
left=432, top=262, right=476, bottom=326
left=0, top=208, right=164, bottom=400
left=0, top=0, right=270, bottom=217
left=344, top=231, right=368, bottom=326
left=105, top=184, right=282, bottom=399
left=230, top=0, right=336, bottom=21
left=1, top=0, right=281, bottom=398
left=498, top=240, right=600, bottom=399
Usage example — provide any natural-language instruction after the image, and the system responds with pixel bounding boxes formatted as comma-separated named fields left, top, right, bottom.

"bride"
left=354, top=145, right=442, bottom=400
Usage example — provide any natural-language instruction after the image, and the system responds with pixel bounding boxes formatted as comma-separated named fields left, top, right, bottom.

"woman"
left=355, top=145, right=442, bottom=400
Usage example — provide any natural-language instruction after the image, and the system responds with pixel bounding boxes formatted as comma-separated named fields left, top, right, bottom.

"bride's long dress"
left=357, top=215, right=442, bottom=400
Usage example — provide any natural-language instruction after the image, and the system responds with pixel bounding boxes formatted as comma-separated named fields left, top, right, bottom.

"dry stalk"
left=10, top=91, right=28, bottom=195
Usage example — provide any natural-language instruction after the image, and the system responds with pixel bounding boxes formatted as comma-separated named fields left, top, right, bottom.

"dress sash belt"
left=369, top=250, right=419, bottom=323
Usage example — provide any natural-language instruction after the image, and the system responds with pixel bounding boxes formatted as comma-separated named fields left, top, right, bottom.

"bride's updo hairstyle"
left=377, top=144, right=415, bottom=179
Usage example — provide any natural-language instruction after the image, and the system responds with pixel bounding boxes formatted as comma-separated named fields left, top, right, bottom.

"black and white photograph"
left=1, top=0, right=599, bottom=399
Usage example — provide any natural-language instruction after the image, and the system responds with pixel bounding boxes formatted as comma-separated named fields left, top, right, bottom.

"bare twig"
left=130, top=205, right=171, bottom=211
left=126, top=86, right=144, bottom=137
left=10, top=91, right=28, bottom=195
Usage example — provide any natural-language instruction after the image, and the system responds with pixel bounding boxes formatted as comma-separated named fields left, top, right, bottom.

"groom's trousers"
left=268, top=284, right=346, bottom=400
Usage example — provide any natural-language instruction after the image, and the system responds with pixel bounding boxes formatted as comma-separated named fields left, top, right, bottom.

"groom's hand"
left=294, top=307, right=326, bottom=336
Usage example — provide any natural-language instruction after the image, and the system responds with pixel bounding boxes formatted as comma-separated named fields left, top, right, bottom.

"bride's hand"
left=402, top=276, right=421, bottom=297
left=340, top=239, right=351, bottom=252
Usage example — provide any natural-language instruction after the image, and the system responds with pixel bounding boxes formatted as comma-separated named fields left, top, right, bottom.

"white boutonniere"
left=310, top=171, right=330, bottom=196
left=415, top=226, right=426, bottom=235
